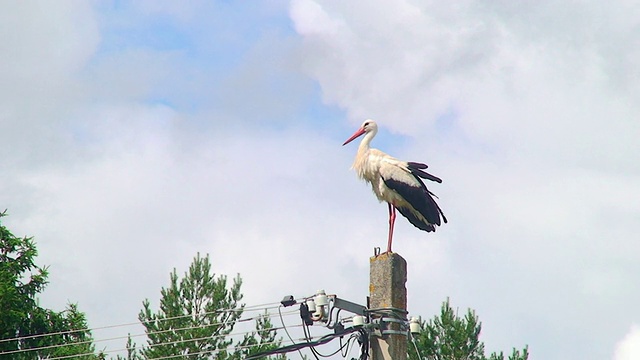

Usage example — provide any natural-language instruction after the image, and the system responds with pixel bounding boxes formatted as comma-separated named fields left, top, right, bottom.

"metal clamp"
left=369, top=316, right=409, bottom=338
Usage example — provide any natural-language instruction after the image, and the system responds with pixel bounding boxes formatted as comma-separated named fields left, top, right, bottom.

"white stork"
left=342, top=120, right=447, bottom=253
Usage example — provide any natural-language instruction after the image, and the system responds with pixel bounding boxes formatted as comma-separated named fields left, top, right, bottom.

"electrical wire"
left=1, top=295, right=372, bottom=360
left=0, top=300, right=289, bottom=345
left=340, top=335, right=350, bottom=357
left=278, top=304, right=305, bottom=360
left=149, top=334, right=314, bottom=360
left=314, top=332, right=358, bottom=358
left=357, top=328, right=369, bottom=360
left=304, top=314, right=356, bottom=359
left=409, top=331, right=423, bottom=360
left=9, top=323, right=301, bottom=359
left=302, top=319, right=321, bottom=360
left=46, top=324, right=307, bottom=360
left=0, top=307, right=300, bottom=357
left=291, top=298, right=370, bottom=360
left=340, top=333, right=361, bottom=358
left=246, top=326, right=360, bottom=360
left=326, top=306, right=343, bottom=330
left=1, top=314, right=301, bottom=358
left=149, top=333, right=330, bottom=360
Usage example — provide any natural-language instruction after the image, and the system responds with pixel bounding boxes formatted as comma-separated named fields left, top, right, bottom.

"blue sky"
left=2, top=1, right=640, bottom=360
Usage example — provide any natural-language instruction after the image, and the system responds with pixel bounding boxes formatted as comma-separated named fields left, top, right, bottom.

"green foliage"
left=0, top=210, right=99, bottom=359
left=114, top=334, right=143, bottom=360
left=487, top=346, right=529, bottom=360
left=409, top=298, right=528, bottom=360
left=136, top=252, right=285, bottom=360
left=235, top=312, right=287, bottom=360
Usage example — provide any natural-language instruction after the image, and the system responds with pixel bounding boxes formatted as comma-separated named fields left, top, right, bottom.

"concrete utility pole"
left=369, top=252, right=408, bottom=360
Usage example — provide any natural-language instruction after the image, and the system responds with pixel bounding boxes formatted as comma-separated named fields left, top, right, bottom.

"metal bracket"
left=333, top=296, right=367, bottom=316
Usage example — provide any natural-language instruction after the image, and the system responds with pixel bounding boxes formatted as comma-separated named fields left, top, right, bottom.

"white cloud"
left=290, top=0, right=640, bottom=172
left=290, top=1, right=640, bottom=359
left=0, top=1, right=98, bottom=81
left=8, top=100, right=386, bottom=356
left=0, top=2, right=336, bottom=356
left=3, top=1, right=640, bottom=359
left=614, top=325, right=640, bottom=360
left=0, top=2, right=99, bottom=171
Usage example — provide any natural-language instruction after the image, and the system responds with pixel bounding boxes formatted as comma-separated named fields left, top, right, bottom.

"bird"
left=342, top=119, right=447, bottom=253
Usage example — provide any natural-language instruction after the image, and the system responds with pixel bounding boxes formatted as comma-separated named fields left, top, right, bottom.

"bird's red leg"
left=387, top=203, right=396, bottom=253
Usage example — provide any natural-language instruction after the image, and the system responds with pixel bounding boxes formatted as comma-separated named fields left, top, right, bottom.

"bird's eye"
left=363, top=122, right=370, bottom=127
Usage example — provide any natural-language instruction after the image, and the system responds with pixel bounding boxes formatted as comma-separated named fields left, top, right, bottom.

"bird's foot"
left=373, top=247, right=394, bottom=257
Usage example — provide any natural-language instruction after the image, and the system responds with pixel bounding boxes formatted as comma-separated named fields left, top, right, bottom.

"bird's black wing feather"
left=407, top=165, right=448, bottom=224
left=396, top=206, right=436, bottom=232
left=407, top=161, right=428, bottom=169
left=407, top=162, right=442, bottom=183
left=382, top=175, right=443, bottom=228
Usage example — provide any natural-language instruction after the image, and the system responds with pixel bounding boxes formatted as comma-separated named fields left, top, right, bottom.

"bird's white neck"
left=353, top=129, right=377, bottom=179
left=357, top=128, right=376, bottom=152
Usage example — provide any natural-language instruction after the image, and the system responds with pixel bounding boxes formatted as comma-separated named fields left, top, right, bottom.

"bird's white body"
left=343, top=120, right=446, bottom=252
left=354, top=147, right=411, bottom=208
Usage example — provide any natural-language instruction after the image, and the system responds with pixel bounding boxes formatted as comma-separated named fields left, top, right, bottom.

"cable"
left=279, top=304, right=305, bottom=360
left=46, top=324, right=306, bottom=360
left=150, top=334, right=328, bottom=360
left=0, top=308, right=300, bottom=357
left=409, top=331, right=423, bottom=360
left=357, top=328, right=369, bottom=360
left=2, top=294, right=374, bottom=360
left=0, top=309, right=299, bottom=356
left=312, top=332, right=356, bottom=358
left=0, top=300, right=288, bottom=345
left=144, top=323, right=303, bottom=358
left=102, top=330, right=320, bottom=360
left=310, top=331, right=353, bottom=359
left=340, top=333, right=360, bottom=358
left=303, top=312, right=355, bottom=359
left=118, top=321, right=301, bottom=355
left=302, top=320, right=321, bottom=360
left=149, top=339, right=282, bottom=360
left=1, top=293, right=371, bottom=359
left=326, top=307, right=343, bottom=330
left=246, top=326, right=360, bottom=360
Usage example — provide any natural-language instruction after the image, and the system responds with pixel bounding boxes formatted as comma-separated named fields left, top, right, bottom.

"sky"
left=1, top=1, right=640, bottom=359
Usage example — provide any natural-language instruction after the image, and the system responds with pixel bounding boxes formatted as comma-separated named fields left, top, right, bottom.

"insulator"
left=314, top=290, right=329, bottom=306
left=306, top=299, right=316, bottom=312
left=409, top=317, right=422, bottom=334
left=353, top=315, right=365, bottom=326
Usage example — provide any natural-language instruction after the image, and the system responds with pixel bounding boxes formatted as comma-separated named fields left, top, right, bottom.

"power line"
left=1, top=291, right=372, bottom=360
left=246, top=325, right=362, bottom=360
left=0, top=300, right=292, bottom=345
left=47, top=326, right=313, bottom=360
left=279, top=304, right=305, bottom=359
left=0, top=308, right=300, bottom=357
left=148, top=335, right=302, bottom=360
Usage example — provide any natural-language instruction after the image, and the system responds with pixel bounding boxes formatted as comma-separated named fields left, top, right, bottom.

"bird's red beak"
left=342, top=127, right=366, bottom=146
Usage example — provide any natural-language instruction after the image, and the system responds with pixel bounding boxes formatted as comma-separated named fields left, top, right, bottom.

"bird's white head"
left=342, top=119, right=378, bottom=146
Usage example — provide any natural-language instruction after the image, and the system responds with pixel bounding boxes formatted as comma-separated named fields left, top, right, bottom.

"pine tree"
left=409, top=298, right=528, bottom=360
left=136, top=252, right=285, bottom=359
left=235, top=312, right=287, bottom=360
left=0, top=210, right=99, bottom=359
